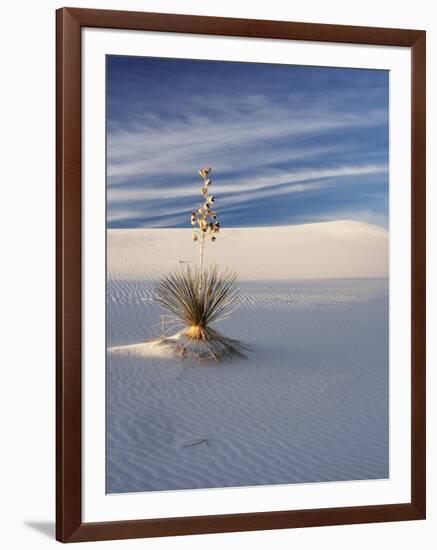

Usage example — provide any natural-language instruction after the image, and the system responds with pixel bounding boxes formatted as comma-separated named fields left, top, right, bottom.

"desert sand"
left=106, top=221, right=389, bottom=493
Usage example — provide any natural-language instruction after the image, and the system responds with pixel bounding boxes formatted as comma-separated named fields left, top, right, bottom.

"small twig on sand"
left=181, top=438, right=209, bottom=448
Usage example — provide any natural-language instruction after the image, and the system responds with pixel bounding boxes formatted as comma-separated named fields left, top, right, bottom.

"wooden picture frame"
left=56, top=7, right=426, bottom=543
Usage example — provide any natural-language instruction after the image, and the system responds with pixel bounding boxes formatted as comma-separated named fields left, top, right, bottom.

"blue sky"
left=106, top=56, right=389, bottom=229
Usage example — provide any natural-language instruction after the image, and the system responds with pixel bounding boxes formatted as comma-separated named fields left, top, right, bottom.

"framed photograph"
left=56, top=7, right=426, bottom=543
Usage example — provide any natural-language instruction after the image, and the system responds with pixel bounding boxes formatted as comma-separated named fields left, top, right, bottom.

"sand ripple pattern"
left=106, top=277, right=389, bottom=493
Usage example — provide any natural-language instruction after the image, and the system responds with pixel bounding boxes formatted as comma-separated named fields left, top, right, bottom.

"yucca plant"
left=156, top=266, right=246, bottom=360
left=155, top=167, right=247, bottom=361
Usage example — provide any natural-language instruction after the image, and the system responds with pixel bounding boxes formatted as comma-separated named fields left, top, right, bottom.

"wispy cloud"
left=107, top=93, right=386, bottom=181
left=108, top=164, right=387, bottom=203
left=106, top=57, right=389, bottom=228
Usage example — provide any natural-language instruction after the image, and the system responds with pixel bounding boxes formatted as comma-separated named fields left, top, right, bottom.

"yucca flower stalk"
left=191, top=167, right=220, bottom=273
left=154, top=167, right=248, bottom=361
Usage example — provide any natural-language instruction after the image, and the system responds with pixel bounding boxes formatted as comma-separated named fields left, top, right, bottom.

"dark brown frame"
left=56, top=7, right=426, bottom=543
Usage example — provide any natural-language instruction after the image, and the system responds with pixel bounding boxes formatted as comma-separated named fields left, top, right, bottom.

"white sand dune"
left=106, top=222, right=389, bottom=493
left=107, top=220, right=388, bottom=281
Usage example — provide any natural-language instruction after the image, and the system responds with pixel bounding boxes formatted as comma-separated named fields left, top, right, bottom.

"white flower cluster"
left=191, top=167, right=220, bottom=243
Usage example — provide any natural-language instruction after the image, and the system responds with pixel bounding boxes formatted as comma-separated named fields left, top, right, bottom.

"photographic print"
left=105, top=55, right=389, bottom=494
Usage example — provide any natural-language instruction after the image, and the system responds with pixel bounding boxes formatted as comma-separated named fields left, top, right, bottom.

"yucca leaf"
left=155, top=265, right=240, bottom=332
